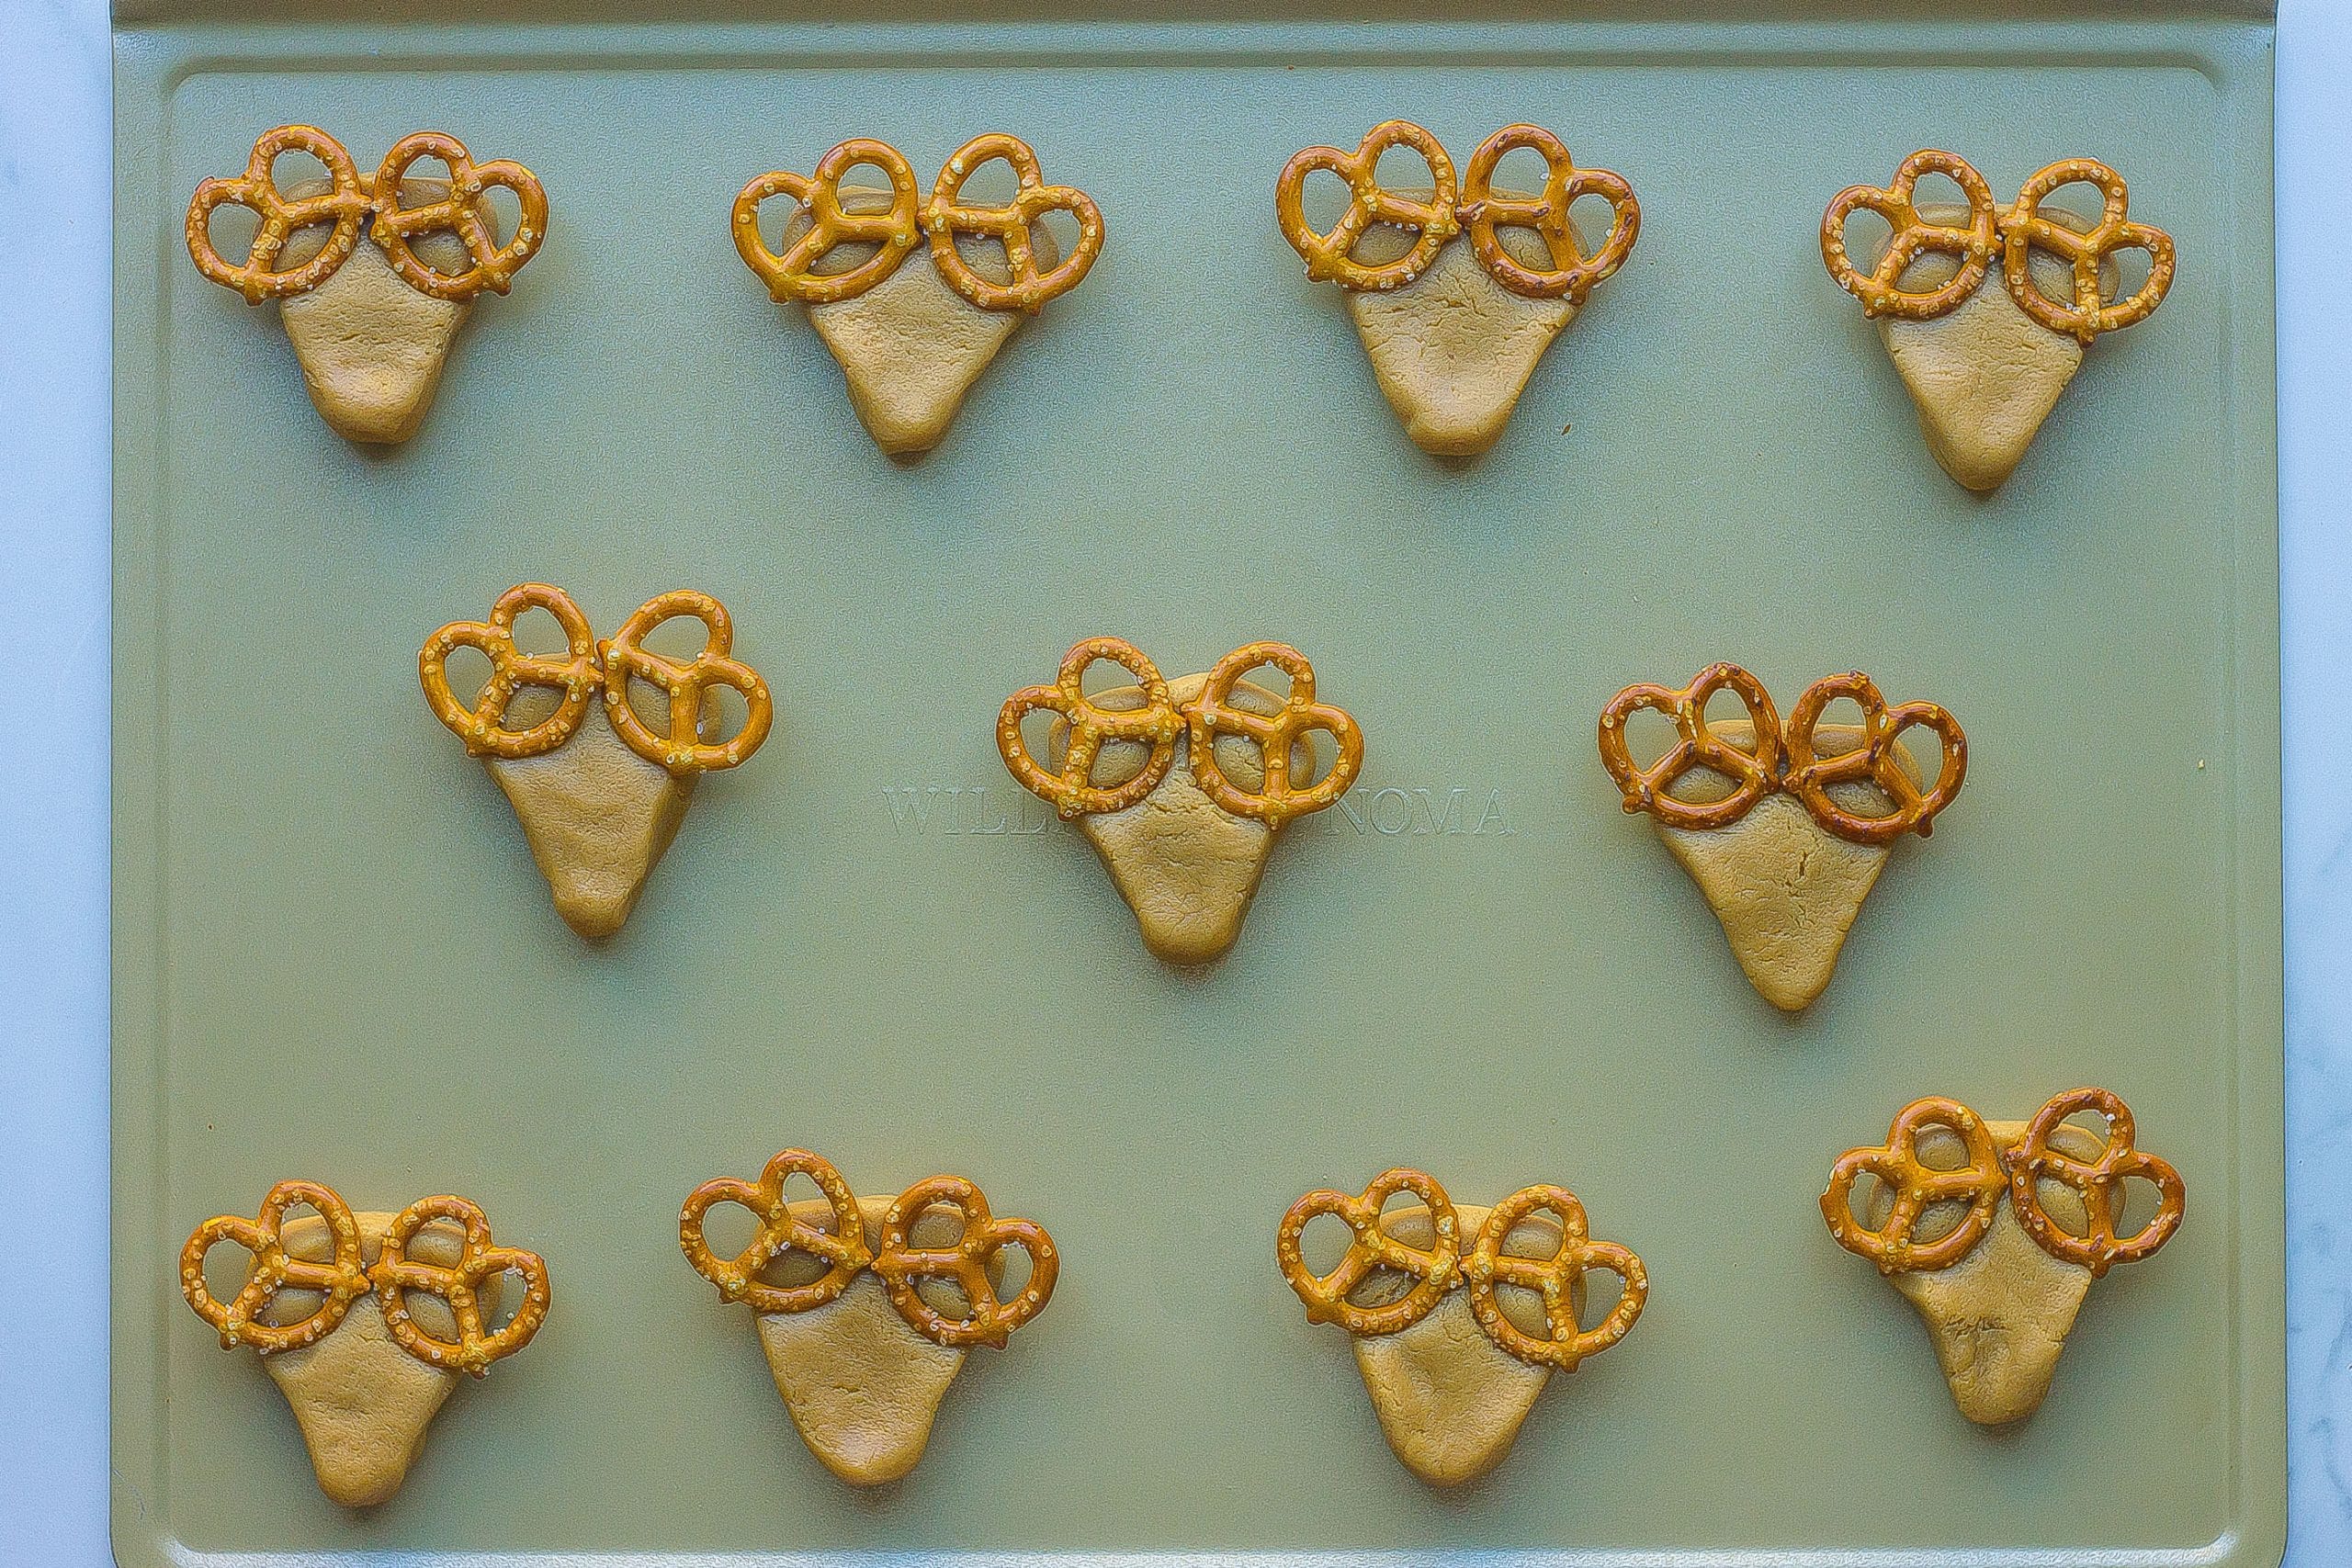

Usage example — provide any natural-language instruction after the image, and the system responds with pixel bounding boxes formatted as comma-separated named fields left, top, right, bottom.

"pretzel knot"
left=927, top=133, right=1107, bottom=313
left=873, top=1175, right=1060, bottom=1349
left=1598, top=661, right=1784, bottom=831
left=996, top=637, right=1182, bottom=818
left=600, top=591, right=775, bottom=774
left=1464, top=1185, right=1648, bottom=1371
left=2003, top=160, right=2176, bottom=344
left=1821, top=149, right=2000, bottom=321
left=679, top=1148, right=873, bottom=1314
left=419, top=582, right=601, bottom=761
left=366, top=1195, right=549, bottom=1377
left=1276, top=119, right=1461, bottom=292
left=186, top=125, right=372, bottom=305
left=732, top=139, right=924, bottom=305
left=370, top=131, right=550, bottom=301
left=1190, top=642, right=1365, bottom=828
left=1458, top=125, right=1642, bottom=305
left=1783, top=671, right=1967, bottom=845
left=1821, top=1097, right=2007, bottom=1274
left=178, top=1179, right=371, bottom=1353
left=1276, top=1168, right=1463, bottom=1337
left=2008, top=1088, right=2187, bottom=1277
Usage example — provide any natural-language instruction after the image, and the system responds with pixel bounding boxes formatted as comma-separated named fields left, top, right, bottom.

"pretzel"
left=1188, top=642, right=1365, bottom=827
left=370, top=1194, right=551, bottom=1376
left=1458, top=125, right=1642, bottom=304
left=600, top=591, right=775, bottom=774
left=1782, top=671, right=1967, bottom=845
left=873, top=1175, right=1060, bottom=1348
left=2007, top=1088, right=2186, bottom=1277
left=1463, top=1184, right=1647, bottom=1371
left=179, top=1179, right=372, bottom=1353
left=1276, top=120, right=1461, bottom=292
left=679, top=1148, right=874, bottom=1314
left=369, top=131, right=550, bottom=301
left=1822, top=151, right=2173, bottom=340
left=186, top=125, right=372, bottom=304
left=422, top=584, right=773, bottom=774
left=1598, top=662, right=1783, bottom=831
left=996, top=637, right=1182, bottom=818
left=733, top=134, right=1102, bottom=311
left=1821, top=1097, right=2007, bottom=1274
left=1276, top=1168, right=1463, bottom=1337
left=187, top=126, right=545, bottom=305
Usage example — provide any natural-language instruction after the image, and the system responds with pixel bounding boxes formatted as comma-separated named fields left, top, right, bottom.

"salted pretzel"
left=1821, top=1097, right=2007, bottom=1274
left=1822, top=150, right=2172, bottom=340
left=1458, top=124, right=1642, bottom=304
left=179, top=1179, right=372, bottom=1353
left=1188, top=642, right=1366, bottom=828
left=733, top=134, right=1102, bottom=311
left=422, top=584, right=773, bottom=775
left=679, top=1147, right=874, bottom=1314
left=187, top=126, right=546, bottom=305
left=1463, top=1185, right=1648, bottom=1371
left=1598, top=663, right=1965, bottom=844
left=1277, top=119, right=1461, bottom=292
left=371, top=1195, right=551, bottom=1377
left=1276, top=1168, right=1464, bottom=1337
left=2007, top=1088, right=2186, bottom=1277
left=995, top=637, right=1182, bottom=818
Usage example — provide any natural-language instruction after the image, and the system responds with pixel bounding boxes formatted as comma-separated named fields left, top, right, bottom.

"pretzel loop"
left=178, top=1179, right=371, bottom=1353
left=1822, top=1097, right=2007, bottom=1274
left=1464, top=1185, right=1647, bottom=1371
left=369, top=131, right=549, bottom=301
left=418, top=582, right=602, bottom=761
left=1459, top=125, right=1641, bottom=304
left=1821, top=149, right=2000, bottom=321
left=679, top=1148, right=873, bottom=1314
left=1783, top=671, right=1967, bottom=845
left=873, top=1175, right=1060, bottom=1348
left=1276, top=1168, right=1462, bottom=1337
left=185, top=126, right=372, bottom=304
left=367, top=1195, right=549, bottom=1376
left=732, top=140, right=924, bottom=305
left=1597, top=661, right=1784, bottom=830
left=600, top=590, right=776, bottom=774
left=1188, top=642, right=1363, bottom=828
left=2004, top=159, right=2176, bottom=344
left=1276, top=120, right=1461, bottom=292
left=996, top=637, right=1183, bottom=819
left=927, top=133, right=1106, bottom=313
left=2008, top=1088, right=2187, bottom=1277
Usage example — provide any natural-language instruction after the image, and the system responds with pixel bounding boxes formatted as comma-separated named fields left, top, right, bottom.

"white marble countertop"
left=2, top=0, right=2345, bottom=1560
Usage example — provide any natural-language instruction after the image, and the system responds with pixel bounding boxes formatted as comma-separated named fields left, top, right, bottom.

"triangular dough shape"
left=1871, top=207, right=2111, bottom=491
left=1340, top=197, right=1580, bottom=457
left=1344, top=1202, right=1568, bottom=1486
left=1052, top=674, right=1309, bottom=965
left=258, top=1211, right=500, bottom=1507
left=782, top=191, right=1060, bottom=456
left=1652, top=723, right=1917, bottom=1012
left=1871, top=1122, right=2100, bottom=1426
left=482, top=685, right=701, bottom=941
left=750, top=1196, right=999, bottom=1486
left=276, top=180, right=477, bottom=446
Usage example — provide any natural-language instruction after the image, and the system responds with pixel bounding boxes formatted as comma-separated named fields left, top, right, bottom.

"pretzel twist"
left=1458, top=124, right=1642, bottom=304
left=1598, top=663, right=1964, bottom=844
left=2008, top=1088, right=2187, bottom=1277
left=187, top=126, right=544, bottom=305
left=178, top=1179, right=371, bottom=1353
left=996, top=637, right=1182, bottom=818
left=370, top=1195, right=551, bottom=1376
left=679, top=1148, right=873, bottom=1314
left=1464, top=1185, right=1648, bottom=1371
left=1821, top=1097, right=2007, bottom=1274
left=1189, top=642, right=1366, bottom=829
left=1276, top=1168, right=1464, bottom=1337
left=874, top=1175, right=1060, bottom=1349
left=369, top=131, right=550, bottom=300
left=421, top=585, right=772, bottom=774
left=1822, top=150, right=2173, bottom=340
left=1276, top=120, right=1461, bottom=292
left=733, top=134, right=1102, bottom=311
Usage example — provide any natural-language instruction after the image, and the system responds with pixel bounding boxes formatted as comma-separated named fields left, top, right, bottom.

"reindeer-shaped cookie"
left=186, top=126, right=548, bottom=444
left=1821, top=151, right=2175, bottom=490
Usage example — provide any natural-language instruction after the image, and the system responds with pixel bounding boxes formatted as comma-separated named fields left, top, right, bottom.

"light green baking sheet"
left=111, top=3, right=2282, bottom=1563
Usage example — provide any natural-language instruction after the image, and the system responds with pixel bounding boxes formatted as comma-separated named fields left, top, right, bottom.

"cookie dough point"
left=1652, top=723, right=1917, bottom=1012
